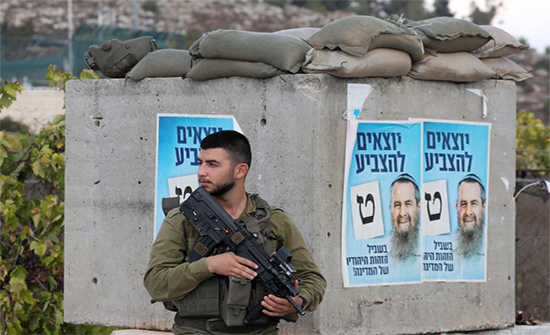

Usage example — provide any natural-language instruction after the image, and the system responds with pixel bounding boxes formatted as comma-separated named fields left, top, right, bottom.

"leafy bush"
left=0, top=69, right=114, bottom=335
left=0, top=115, right=30, bottom=133
left=516, top=110, right=550, bottom=178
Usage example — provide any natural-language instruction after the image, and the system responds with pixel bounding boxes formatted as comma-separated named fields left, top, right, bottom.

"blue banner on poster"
left=154, top=114, right=241, bottom=237
left=342, top=121, right=423, bottom=286
left=421, top=120, right=490, bottom=282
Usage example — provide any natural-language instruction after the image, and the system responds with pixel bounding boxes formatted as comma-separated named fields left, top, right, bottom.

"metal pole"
left=68, top=0, right=74, bottom=74
left=133, top=0, right=139, bottom=31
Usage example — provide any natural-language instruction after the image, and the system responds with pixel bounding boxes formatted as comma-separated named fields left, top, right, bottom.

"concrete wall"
left=65, top=75, right=517, bottom=334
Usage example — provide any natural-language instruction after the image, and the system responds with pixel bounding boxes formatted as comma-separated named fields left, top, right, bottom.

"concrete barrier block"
left=65, top=75, right=517, bottom=334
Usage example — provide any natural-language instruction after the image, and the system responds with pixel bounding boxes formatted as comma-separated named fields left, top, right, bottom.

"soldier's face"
left=456, top=182, right=485, bottom=230
left=197, top=148, right=236, bottom=197
left=390, top=182, right=419, bottom=232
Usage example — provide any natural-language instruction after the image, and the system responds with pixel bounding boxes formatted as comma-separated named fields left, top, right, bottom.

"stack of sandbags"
left=186, top=29, right=312, bottom=80
left=306, top=15, right=424, bottom=61
left=123, top=15, right=531, bottom=84
left=407, top=51, right=497, bottom=82
left=272, top=27, right=321, bottom=39
left=472, top=25, right=533, bottom=81
left=302, top=15, right=423, bottom=78
left=383, top=15, right=497, bottom=82
left=302, top=48, right=412, bottom=78
left=388, top=15, right=492, bottom=53
left=126, top=49, right=192, bottom=81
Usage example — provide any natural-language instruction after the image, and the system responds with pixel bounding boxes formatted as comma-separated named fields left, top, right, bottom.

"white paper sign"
left=422, top=179, right=451, bottom=236
left=350, top=181, right=385, bottom=239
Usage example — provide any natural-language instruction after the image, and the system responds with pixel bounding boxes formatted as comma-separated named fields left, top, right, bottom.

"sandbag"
left=302, top=48, right=411, bottom=78
left=472, top=25, right=530, bottom=58
left=84, top=36, right=157, bottom=78
left=408, top=52, right=496, bottom=82
left=387, top=15, right=491, bottom=53
left=189, top=29, right=311, bottom=73
left=273, top=27, right=321, bottom=39
left=306, top=15, right=424, bottom=62
left=185, top=58, right=279, bottom=81
left=481, top=57, right=533, bottom=81
left=126, top=49, right=192, bottom=81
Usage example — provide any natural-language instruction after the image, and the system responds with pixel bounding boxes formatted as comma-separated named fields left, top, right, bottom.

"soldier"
left=144, top=130, right=326, bottom=335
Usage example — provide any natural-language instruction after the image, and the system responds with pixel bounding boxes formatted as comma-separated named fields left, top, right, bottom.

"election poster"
left=154, top=114, right=242, bottom=237
left=420, top=120, right=490, bottom=281
left=342, top=120, right=423, bottom=287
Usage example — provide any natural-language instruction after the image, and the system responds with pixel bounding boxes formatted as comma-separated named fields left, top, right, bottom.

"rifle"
left=180, top=187, right=306, bottom=324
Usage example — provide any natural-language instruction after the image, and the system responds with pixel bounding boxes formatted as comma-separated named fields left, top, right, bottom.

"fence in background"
left=0, top=25, right=175, bottom=86
left=515, top=178, right=550, bottom=322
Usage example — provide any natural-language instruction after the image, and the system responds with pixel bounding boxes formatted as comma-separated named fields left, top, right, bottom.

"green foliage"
left=516, top=110, right=550, bottom=178
left=45, top=65, right=76, bottom=93
left=534, top=51, right=549, bottom=71
left=469, top=0, right=502, bottom=25
left=267, top=0, right=457, bottom=18
left=0, top=113, right=66, bottom=335
left=432, top=0, right=454, bottom=17
left=322, top=0, right=351, bottom=11
left=0, top=79, right=23, bottom=113
left=0, top=116, right=30, bottom=133
left=265, top=0, right=286, bottom=8
left=268, top=0, right=347, bottom=12
left=0, top=70, right=113, bottom=335
left=382, top=0, right=430, bottom=20
left=347, top=0, right=380, bottom=16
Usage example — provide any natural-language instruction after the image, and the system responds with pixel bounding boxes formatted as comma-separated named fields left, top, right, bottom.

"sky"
left=442, top=0, right=550, bottom=53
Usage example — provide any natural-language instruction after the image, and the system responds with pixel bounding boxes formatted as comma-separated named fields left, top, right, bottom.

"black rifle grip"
left=243, top=295, right=305, bottom=325
left=243, top=302, right=264, bottom=325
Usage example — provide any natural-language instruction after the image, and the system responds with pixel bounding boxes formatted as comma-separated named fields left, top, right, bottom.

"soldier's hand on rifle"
left=260, top=280, right=304, bottom=317
left=205, top=252, right=258, bottom=280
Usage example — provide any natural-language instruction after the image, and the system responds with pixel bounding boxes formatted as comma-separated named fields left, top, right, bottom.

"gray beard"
left=457, top=218, right=485, bottom=257
left=391, top=223, right=420, bottom=260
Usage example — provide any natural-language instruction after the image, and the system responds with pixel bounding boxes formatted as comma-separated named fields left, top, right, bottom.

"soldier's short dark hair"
left=200, top=130, right=252, bottom=169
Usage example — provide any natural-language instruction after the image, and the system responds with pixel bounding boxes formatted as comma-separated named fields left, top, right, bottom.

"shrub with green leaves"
left=1, top=69, right=113, bottom=335
left=516, top=110, right=550, bottom=178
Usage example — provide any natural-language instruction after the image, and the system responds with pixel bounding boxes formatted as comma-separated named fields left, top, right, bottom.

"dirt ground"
left=1, top=87, right=65, bottom=134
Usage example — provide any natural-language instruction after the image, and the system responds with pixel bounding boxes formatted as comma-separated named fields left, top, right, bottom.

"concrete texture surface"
left=65, top=75, right=517, bottom=334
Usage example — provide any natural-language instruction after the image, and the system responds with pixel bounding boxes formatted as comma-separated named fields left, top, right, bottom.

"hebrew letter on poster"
left=422, top=179, right=450, bottom=236
left=167, top=175, right=199, bottom=204
left=351, top=181, right=384, bottom=239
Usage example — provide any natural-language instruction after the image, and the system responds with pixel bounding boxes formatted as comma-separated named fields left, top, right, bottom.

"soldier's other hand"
left=261, top=280, right=303, bottom=317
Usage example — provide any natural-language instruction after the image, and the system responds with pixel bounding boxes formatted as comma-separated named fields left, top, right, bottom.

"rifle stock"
left=180, top=187, right=306, bottom=324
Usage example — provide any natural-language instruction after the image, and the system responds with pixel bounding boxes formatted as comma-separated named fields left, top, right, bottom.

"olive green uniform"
left=144, top=194, right=326, bottom=334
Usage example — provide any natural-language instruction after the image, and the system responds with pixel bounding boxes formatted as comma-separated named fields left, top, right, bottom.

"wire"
left=514, top=180, right=547, bottom=200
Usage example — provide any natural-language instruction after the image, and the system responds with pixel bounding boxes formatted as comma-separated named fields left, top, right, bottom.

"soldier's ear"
left=234, top=163, right=248, bottom=180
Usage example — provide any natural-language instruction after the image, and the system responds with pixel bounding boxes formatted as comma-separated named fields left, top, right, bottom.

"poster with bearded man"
left=421, top=120, right=490, bottom=281
left=342, top=121, right=422, bottom=286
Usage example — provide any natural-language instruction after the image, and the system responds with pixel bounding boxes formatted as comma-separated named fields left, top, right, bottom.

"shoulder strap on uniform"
left=162, top=196, right=180, bottom=216
left=249, top=193, right=271, bottom=224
